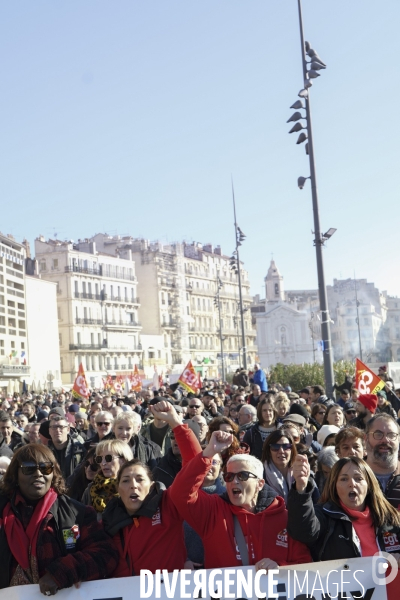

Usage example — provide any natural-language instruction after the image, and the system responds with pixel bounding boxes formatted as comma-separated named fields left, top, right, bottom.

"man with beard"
left=365, top=413, right=400, bottom=509
left=349, top=393, right=378, bottom=430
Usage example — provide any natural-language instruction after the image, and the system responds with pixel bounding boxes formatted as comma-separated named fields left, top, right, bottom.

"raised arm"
left=287, top=455, right=325, bottom=546
left=149, top=400, right=201, bottom=463
left=169, top=431, right=233, bottom=536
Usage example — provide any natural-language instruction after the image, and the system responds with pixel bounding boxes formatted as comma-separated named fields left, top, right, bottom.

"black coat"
left=242, top=422, right=277, bottom=460
left=152, top=448, right=181, bottom=488
left=287, top=482, right=400, bottom=561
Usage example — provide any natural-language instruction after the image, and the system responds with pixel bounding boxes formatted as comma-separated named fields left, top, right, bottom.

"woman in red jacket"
left=102, top=401, right=201, bottom=575
left=170, top=430, right=312, bottom=571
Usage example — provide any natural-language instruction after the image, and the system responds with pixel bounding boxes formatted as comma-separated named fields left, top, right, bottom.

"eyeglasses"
left=346, top=410, right=356, bottom=415
left=20, top=462, right=54, bottom=476
left=94, top=454, right=121, bottom=464
left=49, top=425, right=68, bottom=430
left=85, top=460, right=99, bottom=472
left=270, top=443, right=293, bottom=451
left=96, top=422, right=111, bottom=427
left=369, top=430, right=399, bottom=441
left=223, top=429, right=235, bottom=434
left=189, top=405, right=201, bottom=409
left=317, top=411, right=326, bottom=415
left=223, top=471, right=258, bottom=483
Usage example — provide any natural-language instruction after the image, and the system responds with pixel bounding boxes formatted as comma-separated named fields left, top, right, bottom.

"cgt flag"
left=355, top=358, right=386, bottom=395
left=72, top=363, right=90, bottom=401
left=178, top=361, right=201, bottom=394
left=130, top=364, right=142, bottom=392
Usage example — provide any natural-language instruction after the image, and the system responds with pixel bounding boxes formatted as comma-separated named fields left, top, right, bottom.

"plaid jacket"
left=0, top=493, right=118, bottom=589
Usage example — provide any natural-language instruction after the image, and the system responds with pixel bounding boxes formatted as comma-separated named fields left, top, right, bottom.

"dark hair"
left=335, top=426, right=364, bottom=450
left=67, top=447, right=97, bottom=500
left=320, top=456, right=400, bottom=528
left=311, top=403, right=326, bottom=419
left=205, top=417, right=240, bottom=461
left=117, top=459, right=154, bottom=484
left=322, top=404, right=344, bottom=426
left=312, top=385, right=325, bottom=396
left=256, top=396, right=277, bottom=424
left=0, top=444, right=66, bottom=497
left=261, top=429, right=297, bottom=466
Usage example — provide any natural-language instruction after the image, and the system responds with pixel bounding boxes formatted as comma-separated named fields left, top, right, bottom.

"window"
left=58, top=307, right=61, bottom=320
left=59, top=334, right=62, bottom=346
left=39, top=260, right=46, bottom=272
left=52, top=259, right=58, bottom=269
left=77, top=332, right=81, bottom=344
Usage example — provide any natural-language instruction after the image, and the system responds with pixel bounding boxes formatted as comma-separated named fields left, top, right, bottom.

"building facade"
left=0, top=233, right=30, bottom=394
left=253, top=260, right=318, bottom=369
left=91, top=234, right=257, bottom=377
left=34, top=236, right=142, bottom=386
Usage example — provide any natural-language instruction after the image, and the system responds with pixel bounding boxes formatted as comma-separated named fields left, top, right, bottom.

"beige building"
left=0, top=233, right=30, bottom=394
left=34, top=236, right=142, bottom=386
left=91, top=234, right=257, bottom=377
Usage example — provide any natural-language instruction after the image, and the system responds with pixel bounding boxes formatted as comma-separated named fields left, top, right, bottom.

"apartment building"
left=91, top=234, right=257, bottom=377
left=35, top=236, right=142, bottom=386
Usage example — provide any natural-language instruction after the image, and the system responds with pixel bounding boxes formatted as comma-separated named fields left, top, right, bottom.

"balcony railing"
left=104, top=320, right=141, bottom=328
left=65, top=265, right=137, bottom=282
left=69, top=343, right=142, bottom=351
left=161, top=320, right=177, bottom=328
left=75, top=318, right=103, bottom=325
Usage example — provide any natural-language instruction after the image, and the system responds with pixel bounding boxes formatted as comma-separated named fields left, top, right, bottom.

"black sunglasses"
left=223, top=470, right=258, bottom=483
left=270, top=443, right=292, bottom=451
left=85, top=460, right=99, bottom=472
left=346, top=410, right=356, bottom=415
left=94, top=455, right=121, bottom=464
left=189, top=405, right=202, bottom=409
left=20, top=462, right=54, bottom=476
left=96, top=422, right=111, bottom=427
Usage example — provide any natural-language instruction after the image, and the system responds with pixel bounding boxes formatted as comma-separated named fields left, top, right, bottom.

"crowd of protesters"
left=0, top=362, right=399, bottom=594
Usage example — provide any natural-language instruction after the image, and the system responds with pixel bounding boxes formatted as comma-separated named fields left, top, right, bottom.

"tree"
left=268, top=361, right=355, bottom=392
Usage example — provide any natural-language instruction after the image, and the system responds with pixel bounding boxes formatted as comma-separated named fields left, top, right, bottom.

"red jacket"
left=169, top=451, right=312, bottom=569
left=103, top=423, right=201, bottom=575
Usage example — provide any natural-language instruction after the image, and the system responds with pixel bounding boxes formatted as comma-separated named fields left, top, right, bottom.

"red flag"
left=355, top=358, right=385, bottom=395
left=130, top=364, right=142, bottom=392
left=72, top=363, right=89, bottom=401
left=178, top=361, right=201, bottom=394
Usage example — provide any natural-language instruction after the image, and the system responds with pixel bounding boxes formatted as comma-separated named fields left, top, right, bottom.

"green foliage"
left=268, top=361, right=355, bottom=391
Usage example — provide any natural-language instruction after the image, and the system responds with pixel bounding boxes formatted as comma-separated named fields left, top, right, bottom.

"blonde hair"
left=95, top=439, right=133, bottom=463
left=112, top=411, right=141, bottom=431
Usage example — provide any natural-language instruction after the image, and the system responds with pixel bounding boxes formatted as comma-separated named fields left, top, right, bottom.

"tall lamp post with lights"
left=214, top=275, right=225, bottom=381
left=287, top=0, right=335, bottom=395
left=230, top=183, right=248, bottom=371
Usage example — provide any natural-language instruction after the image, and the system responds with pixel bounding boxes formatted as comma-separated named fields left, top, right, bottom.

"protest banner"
left=1, top=556, right=397, bottom=600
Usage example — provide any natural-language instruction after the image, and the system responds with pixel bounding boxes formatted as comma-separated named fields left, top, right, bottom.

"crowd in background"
left=0, top=361, right=399, bottom=595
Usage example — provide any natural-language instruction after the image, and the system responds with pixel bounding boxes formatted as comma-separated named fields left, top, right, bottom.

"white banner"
left=0, top=557, right=393, bottom=600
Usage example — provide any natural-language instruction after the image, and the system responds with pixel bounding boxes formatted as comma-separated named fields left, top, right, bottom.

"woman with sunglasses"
left=81, top=439, right=133, bottom=517
left=66, top=448, right=99, bottom=501
left=0, top=444, right=118, bottom=595
left=311, top=403, right=327, bottom=427
left=261, top=430, right=299, bottom=505
left=242, top=396, right=278, bottom=460
left=288, top=454, right=400, bottom=566
left=170, top=430, right=311, bottom=569
left=102, top=401, right=202, bottom=575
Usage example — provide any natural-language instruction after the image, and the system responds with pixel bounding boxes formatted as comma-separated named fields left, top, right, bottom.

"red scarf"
left=3, top=489, right=58, bottom=570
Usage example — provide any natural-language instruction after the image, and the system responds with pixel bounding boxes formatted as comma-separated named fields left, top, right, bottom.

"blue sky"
left=1, top=1, right=399, bottom=299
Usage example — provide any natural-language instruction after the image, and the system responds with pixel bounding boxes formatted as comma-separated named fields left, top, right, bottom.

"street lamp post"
left=231, top=182, right=248, bottom=371
left=288, top=0, right=335, bottom=395
left=214, top=275, right=225, bottom=381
